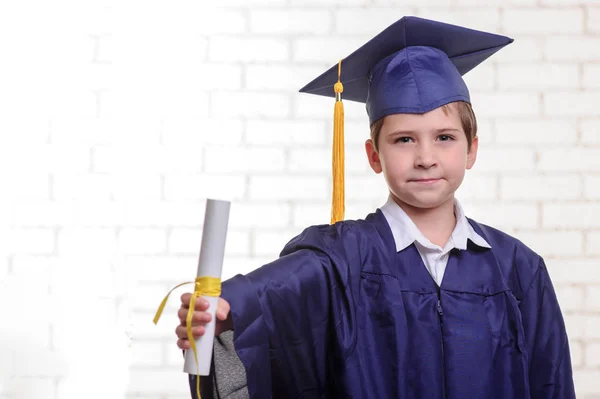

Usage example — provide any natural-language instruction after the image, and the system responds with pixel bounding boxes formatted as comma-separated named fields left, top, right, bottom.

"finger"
left=177, top=338, right=190, bottom=350
left=177, top=308, right=212, bottom=324
left=216, top=299, right=231, bottom=320
left=175, top=325, right=205, bottom=339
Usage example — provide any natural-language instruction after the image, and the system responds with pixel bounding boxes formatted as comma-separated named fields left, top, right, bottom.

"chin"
left=394, top=192, right=453, bottom=210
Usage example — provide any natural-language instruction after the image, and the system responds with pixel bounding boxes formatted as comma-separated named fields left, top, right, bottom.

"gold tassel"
left=331, top=59, right=345, bottom=225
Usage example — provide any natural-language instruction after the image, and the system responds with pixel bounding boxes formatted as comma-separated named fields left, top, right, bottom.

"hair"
left=369, top=101, right=477, bottom=152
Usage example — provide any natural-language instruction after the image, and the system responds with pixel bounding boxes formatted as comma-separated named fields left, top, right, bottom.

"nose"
left=414, top=143, right=437, bottom=169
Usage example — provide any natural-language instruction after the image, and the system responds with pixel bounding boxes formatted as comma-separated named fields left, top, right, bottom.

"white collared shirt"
left=380, top=196, right=491, bottom=286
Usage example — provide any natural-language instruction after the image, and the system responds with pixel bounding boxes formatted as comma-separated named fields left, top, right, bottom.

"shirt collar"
left=379, top=195, right=491, bottom=253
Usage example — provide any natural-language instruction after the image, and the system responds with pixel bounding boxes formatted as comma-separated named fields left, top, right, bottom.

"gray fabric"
left=199, top=330, right=249, bottom=399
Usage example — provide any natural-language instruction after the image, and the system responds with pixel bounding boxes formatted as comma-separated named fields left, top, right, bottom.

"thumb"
left=216, top=298, right=230, bottom=321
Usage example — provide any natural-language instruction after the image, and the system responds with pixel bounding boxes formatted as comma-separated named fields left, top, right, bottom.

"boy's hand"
left=175, top=293, right=232, bottom=350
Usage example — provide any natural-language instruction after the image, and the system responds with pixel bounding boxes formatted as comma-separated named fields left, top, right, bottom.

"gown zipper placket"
left=437, top=287, right=447, bottom=399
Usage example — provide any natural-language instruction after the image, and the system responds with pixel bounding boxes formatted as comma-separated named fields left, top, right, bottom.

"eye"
left=395, top=136, right=413, bottom=143
left=437, top=134, right=454, bottom=142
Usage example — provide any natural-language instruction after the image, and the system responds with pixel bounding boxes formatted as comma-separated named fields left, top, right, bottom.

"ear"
left=466, top=135, right=478, bottom=170
left=365, top=139, right=382, bottom=174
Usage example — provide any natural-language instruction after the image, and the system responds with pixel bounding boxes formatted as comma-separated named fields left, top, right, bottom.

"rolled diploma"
left=183, top=198, right=231, bottom=375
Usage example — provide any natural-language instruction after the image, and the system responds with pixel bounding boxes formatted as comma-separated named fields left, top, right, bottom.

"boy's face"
left=365, top=105, right=478, bottom=210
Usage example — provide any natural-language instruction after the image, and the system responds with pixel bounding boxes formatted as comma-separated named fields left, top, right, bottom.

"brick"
left=496, top=120, right=577, bottom=145
left=545, top=92, right=600, bottom=117
left=587, top=231, right=600, bottom=255
left=126, top=256, right=194, bottom=284
left=219, top=0, right=286, bottom=4
left=52, top=117, right=160, bottom=146
left=292, top=202, right=330, bottom=228
left=498, top=64, right=579, bottom=90
left=196, top=9, right=246, bottom=34
left=53, top=173, right=112, bottom=201
left=555, top=285, right=585, bottom=312
left=254, top=230, right=302, bottom=255
left=462, top=63, right=495, bottom=91
left=545, top=259, right=600, bottom=284
left=168, top=228, right=250, bottom=256
left=74, top=201, right=125, bottom=226
left=209, top=37, right=289, bottom=62
left=13, top=349, right=67, bottom=377
left=544, top=203, right=600, bottom=228
left=589, top=7, right=600, bottom=33
left=94, top=144, right=204, bottom=174
left=291, top=0, right=369, bottom=4
left=0, top=144, right=89, bottom=174
left=58, top=228, right=116, bottom=257
left=162, top=118, right=244, bottom=147
left=474, top=148, right=536, bottom=172
left=13, top=201, right=76, bottom=226
left=416, top=9, right=501, bottom=33
left=471, top=92, right=540, bottom=118
left=105, top=89, right=209, bottom=120
left=0, top=116, right=48, bottom=145
left=246, top=64, right=324, bottom=91
left=502, top=175, right=581, bottom=200
left=513, top=231, right=582, bottom=257
left=7, top=377, right=55, bottom=399
left=250, top=10, right=330, bottom=34
left=1, top=172, right=49, bottom=200
left=563, top=314, right=585, bottom=339
left=9, top=228, right=55, bottom=254
left=112, top=174, right=162, bottom=201
left=572, top=370, right=600, bottom=395
left=496, top=38, right=543, bottom=62
left=584, top=316, right=600, bottom=339
left=124, top=201, right=205, bottom=227
left=336, top=8, right=415, bottom=35
left=455, top=176, right=498, bottom=201
left=127, top=369, right=190, bottom=395
left=205, top=147, right=286, bottom=173
left=95, top=34, right=112, bottom=63
left=289, top=148, right=370, bottom=174
left=538, top=149, right=600, bottom=172
left=583, top=64, right=600, bottom=88
left=129, top=281, right=177, bottom=313
left=503, top=9, right=583, bottom=34
left=246, top=120, right=326, bottom=146
left=131, top=340, right=163, bottom=366
left=545, top=37, right=600, bottom=61
left=581, top=119, right=600, bottom=144
left=587, top=285, right=600, bottom=311
left=587, top=342, right=600, bottom=367
left=344, top=120, right=373, bottom=145
left=221, top=256, right=273, bottom=280
left=294, top=37, right=366, bottom=63
left=193, top=64, right=242, bottom=90
left=584, top=176, right=600, bottom=199
left=464, top=202, right=539, bottom=229
left=249, top=176, right=328, bottom=200
left=229, top=203, right=291, bottom=228
left=163, top=174, right=246, bottom=201
left=118, top=228, right=166, bottom=255
left=211, top=92, right=290, bottom=118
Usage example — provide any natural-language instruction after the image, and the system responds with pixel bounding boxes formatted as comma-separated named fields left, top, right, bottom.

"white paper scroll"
left=183, top=198, right=230, bottom=375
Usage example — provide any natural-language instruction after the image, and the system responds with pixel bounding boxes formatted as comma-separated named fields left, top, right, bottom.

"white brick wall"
left=1, top=1, right=599, bottom=398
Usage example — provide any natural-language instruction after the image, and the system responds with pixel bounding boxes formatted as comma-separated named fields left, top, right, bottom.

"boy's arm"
left=520, top=257, right=576, bottom=399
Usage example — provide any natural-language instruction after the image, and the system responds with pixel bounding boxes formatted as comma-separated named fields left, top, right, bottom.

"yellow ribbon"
left=154, top=276, right=222, bottom=399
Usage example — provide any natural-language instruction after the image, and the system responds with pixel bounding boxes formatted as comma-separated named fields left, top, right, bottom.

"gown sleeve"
left=520, top=257, right=576, bottom=398
left=195, top=224, right=353, bottom=398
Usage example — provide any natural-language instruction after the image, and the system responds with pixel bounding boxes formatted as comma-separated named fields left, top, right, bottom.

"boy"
left=174, top=17, right=575, bottom=398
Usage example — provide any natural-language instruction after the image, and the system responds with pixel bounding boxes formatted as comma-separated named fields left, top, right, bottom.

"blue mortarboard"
left=299, top=16, right=513, bottom=224
left=300, top=16, right=513, bottom=125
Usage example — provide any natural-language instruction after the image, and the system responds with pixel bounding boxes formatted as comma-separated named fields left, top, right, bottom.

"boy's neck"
left=391, top=194, right=457, bottom=248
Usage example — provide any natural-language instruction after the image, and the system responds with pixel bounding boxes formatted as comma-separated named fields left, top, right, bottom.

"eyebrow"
left=387, top=128, right=461, bottom=136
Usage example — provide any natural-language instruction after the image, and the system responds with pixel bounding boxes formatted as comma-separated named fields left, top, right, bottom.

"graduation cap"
left=299, top=16, right=513, bottom=224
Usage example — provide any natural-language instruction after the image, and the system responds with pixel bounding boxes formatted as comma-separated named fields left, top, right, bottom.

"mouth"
left=409, top=178, right=442, bottom=185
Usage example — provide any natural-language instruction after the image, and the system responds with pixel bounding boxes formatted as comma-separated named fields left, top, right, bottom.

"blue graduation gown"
left=192, top=209, right=575, bottom=398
